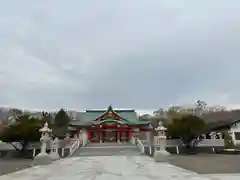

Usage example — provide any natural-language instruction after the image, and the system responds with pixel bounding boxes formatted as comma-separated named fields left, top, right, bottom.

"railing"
left=81, top=137, right=87, bottom=147
left=136, top=138, right=145, bottom=154
left=157, top=139, right=225, bottom=147
left=198, top=139, right=224, bottom=147
left=141, top=140, right=148, bottom=144
left=69, top=139, right=80, bottom=156
left=33, top=148, right=36, bottom=157
left=31, top=134, right=89, bottom=157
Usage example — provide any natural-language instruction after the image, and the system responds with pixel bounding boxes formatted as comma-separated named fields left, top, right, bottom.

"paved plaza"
left=0, top=155, right=230, bottom=180
left=206, top=174, right=240, bottom=180
left=169, top=154, right=240, bottom=174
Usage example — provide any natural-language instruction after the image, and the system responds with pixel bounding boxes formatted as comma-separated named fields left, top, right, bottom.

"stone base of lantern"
left=154, top=150, right=170, bottom=162
left=34, top=153, right=52, bottom=165
left=50, top=151, right=60, bottom=160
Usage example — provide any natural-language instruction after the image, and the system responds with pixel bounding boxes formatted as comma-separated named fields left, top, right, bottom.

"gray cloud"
left=0, top=0, right=240, bottom=111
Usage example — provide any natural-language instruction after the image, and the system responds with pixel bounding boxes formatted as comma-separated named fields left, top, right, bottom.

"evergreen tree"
left=53, top=109, right=71, bottom=139
left=167, top=115, right=206, bottom=149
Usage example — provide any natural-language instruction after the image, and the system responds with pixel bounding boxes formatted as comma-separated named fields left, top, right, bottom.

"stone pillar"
left=132, top=135, right=136, bottom=145
left=146, top=132, right=151, bottom=145
left=153, top=121, right=170, bottom=162
left=50, top=138, right=60, bottom=160
left=217, top=132, right=222, bottom=139
left=231, top=132, right=236, bottom=145
left=84, top=131, right=88, bottom=146
left=40, top=136, right=47, bottom=155
left=148, top=124, right=153, bottom=146
left=210, top=132, right=216, bottom=140
left=65, top=133, right=70, bottom=141
left=74, top=133, right=78, bottom=139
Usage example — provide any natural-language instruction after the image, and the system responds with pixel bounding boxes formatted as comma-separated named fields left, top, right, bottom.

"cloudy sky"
left=0, top=0, right=240, bottom=112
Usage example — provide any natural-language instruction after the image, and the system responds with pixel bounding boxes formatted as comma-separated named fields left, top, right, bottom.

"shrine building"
left=69, top=105, right=151, bottom=143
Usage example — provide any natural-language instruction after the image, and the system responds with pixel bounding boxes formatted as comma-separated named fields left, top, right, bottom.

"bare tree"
left=195, top=100, right=207, bottom=115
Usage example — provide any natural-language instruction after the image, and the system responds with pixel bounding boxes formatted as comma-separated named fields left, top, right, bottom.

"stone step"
left=71, top=146, right=141, bottom=157
left=74, top=149, right=143, bottom=156
left=80, top=146, right=139, bottom=151
left=87, top=142, right=134, bottom=147
left=84, top=145, right=137, bottom=149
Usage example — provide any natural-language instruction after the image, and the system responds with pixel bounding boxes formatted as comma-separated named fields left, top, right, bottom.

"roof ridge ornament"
left=108, top=105, right=113, bottom=110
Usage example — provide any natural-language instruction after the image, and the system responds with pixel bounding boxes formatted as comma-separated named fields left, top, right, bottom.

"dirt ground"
left=0, top=159, right=34, bottom=175
left=169, top=154, right=240, bottom=174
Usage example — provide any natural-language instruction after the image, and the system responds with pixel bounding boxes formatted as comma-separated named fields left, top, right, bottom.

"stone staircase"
left=71, top=142, right=142, bottom=157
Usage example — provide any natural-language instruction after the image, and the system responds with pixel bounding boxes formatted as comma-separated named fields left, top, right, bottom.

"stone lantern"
left=153, top=121, right=170, bottom=162
left=39, top=122, right=52, bottom=154
left=34, top=122, right=53, bottom=165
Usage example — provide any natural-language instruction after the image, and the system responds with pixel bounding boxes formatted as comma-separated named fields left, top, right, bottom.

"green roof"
left=69, top=106, right=144, bottom=126
left=82, top=109, right=138, bottom=123
left=69, top=106, right=153, bottom=127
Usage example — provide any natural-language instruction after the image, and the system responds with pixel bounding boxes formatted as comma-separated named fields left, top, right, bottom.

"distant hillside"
left=0, top=107, right=85, bottom=122
left=144, top=109, right=240, bottom=130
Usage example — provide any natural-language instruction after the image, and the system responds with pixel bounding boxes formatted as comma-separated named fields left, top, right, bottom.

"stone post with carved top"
left=153, top=121, right=170, bottom=162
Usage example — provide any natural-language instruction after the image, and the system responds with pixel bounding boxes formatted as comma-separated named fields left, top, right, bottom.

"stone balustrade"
left=148, top=131, right=225, bottom=148
left=79, top=130, right=88, bottom=147
left=69, top=139, right=80, bottom=155
left=143, top=123, right=226, bottom=156
left=136, top=138, right=145, bottom=154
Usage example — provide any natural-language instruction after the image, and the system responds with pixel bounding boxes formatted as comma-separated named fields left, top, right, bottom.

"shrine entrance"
left=120, top=131, right=129, bottom=142
left=102, top=130, right=117, bottom=142
left=88, top=121, right=133, bottom=143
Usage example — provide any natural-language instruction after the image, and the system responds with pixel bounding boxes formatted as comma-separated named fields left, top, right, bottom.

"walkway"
left=1, top=156, right=218, bottom=180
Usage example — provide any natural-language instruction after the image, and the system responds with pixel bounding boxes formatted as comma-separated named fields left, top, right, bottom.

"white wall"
left=164, top=139, right=224, bottom=147
left=229, top=121, right=240, bottom=146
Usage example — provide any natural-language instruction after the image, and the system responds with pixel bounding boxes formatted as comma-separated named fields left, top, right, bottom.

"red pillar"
left=117, top=125, right=120, bottom=143
left=99, top=125, right=103, bottom=143
left=87, top=130, right=91, bottom=142
left=99, top=130, right=103, bottom=143
left=117, top=131, right=120, bottom=143
left=128, top=128, right=132, bottom=142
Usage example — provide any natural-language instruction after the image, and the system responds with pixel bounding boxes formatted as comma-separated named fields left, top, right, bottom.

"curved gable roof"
left=82, top=106, right=138, bottom=123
